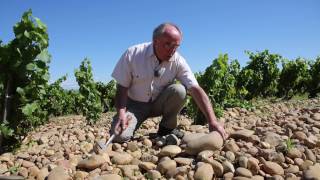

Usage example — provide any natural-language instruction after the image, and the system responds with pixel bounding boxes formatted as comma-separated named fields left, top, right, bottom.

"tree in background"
left=278, top=58, right=310, bottom=98
left=0, top=10, right=50, bottom=146
left=237, top=50, right=281, bottom=99
left=96, top=80, right=116, bottom=112
left=186, top=54, right=250, bottom=124
left=75, top=59, right=102, bottom=124
left=307, top=56, right=320, bottom=97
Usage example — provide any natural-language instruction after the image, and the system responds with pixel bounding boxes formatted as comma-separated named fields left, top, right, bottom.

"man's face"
left=154, top=27, right=181, bottom=62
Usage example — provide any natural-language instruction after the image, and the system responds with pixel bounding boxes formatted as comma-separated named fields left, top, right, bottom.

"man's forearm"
left=189, top=86, right=218, bottom=127
left=115, top=84, right=129, bottom=114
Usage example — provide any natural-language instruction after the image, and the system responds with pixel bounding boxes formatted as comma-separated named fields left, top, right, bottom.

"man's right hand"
left=114, top=111, right=132, bottom=135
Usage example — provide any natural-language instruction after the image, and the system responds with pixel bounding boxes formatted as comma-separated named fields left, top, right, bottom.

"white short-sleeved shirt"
left=112, top=42, right=199, bottom=102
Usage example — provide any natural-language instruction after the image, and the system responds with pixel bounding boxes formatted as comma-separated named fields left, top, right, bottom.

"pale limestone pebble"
left=304, top=139, right=320, bottom=149
left=294, top=158, right=304, bottom=166
left=175, top=166, right=189, bottom=177
left=174, top=157, right=194, bottom=166
left=16, top=152, right=29, bottom=160
left=247, top=157, right=260, bottom=175
left=184, top=131, right=223, bottom=155
left=232, top=177, right=252, bottom=180
left=129, top=158, right=141, bottom=166
left=272, top=174, right=285, bottom=180
left=238, top=156, right=248, bottom=168
left=311, top=112, right=320, bottom=121
left=177, top=175, right=188, bottom=180
left=21, top=160, right=35, bottom=168
left=262, top=160, right=284, bottom=175
left=140, top=153, right=158, bottom=163
left=235, top=167, right=253, bottom=178
left=225, top=151, right=235, bottom=162
left=223, top=172, right=234, bottom=179
left=189, top=125, right=206, bottom=132
left=17, top=166, right=28, bottom=178
left=100, top=163, right=111, bottom=171
left=248, top=135, right=261, bottom=144
left=146, top=170, right=162, bottom=179
left=293, top=131, right=308, bottom=141
left=165, top=166, right=179, bottom=178
left=262, top=132, right=282, bottom=148
left=94, top=174, right=122, bottom=180
left=261, top=141, right=271, bottom=149
left=68, top=154, right=82, bottom=167
left=197, top=150, right=214, bottom=161
left=157, top=159, right=176, bottom=174
left=287, top=148, right=302, bottom=159
left=252, top=175, right=265, bottom=180
left=28, top=166, right=40, bottom=178
left=285, top=157, right=295, bottom=164
left=73, top=171, right=89, bottom=179
left=111, top=152, right=133, bottom=165
left=159, top=145, right=181, bottom=157
left=0, top=153, right=14, bottom=162
left=247, top=146, right=259, bottom=156
left=112, top=143, right=122, bottom=151
left=88, top=168, right=101, bottom=178
left=142, top=138, right=152, bottom=147
left=77, top=134, right=86, bottom=142
left=299, top=160, right=314, bottom=171
left=127, top=141, right=139, bottom=152
left=223, top=139, right=240, bottom=152
left=203, top=158, right=224, bottom=177
left=305, top=149, right=316, bottom=163
left=79, top=141, right=93, bottom=154
left=77, top=154, right=109, bottom=170
left=229, top=129, right=255, bottom=140
left=285, top=164, right=300, bottom=174
left=128, top=150, right=142, bottom=159
left=138, top=162, right=157, bottom=171
left=193, top=163, right=213, bottom=180
left=285, top=173, right=299, bottom=180
left=47, top=166, right=71, bottom=180
left=267, top=151, right=285, bottom=163
left=119, top=165, right=140, bottom=179
left=222, top=160, right=235, bottom=173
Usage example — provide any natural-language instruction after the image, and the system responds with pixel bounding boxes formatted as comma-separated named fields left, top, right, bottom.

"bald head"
left=153, top=23, right=182, bottom=41
left=152, top=23, right=182, bottom=62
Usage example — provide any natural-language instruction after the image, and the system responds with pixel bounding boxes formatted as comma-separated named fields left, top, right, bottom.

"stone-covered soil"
left=0, top=98, right=320, bottom=180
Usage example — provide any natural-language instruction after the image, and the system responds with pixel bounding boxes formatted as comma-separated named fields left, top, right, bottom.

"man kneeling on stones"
left=110, top=22, right=227, bottom=143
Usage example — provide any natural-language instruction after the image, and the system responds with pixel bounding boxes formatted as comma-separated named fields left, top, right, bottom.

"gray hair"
left=152, top=23, right=182, bottom=40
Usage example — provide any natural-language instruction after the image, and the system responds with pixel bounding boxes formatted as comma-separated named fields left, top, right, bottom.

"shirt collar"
left=146, top=42, right=175, bottom=62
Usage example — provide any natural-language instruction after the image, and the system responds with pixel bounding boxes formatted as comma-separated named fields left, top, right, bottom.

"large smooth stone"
left=185, top=131, right=223, bottom=155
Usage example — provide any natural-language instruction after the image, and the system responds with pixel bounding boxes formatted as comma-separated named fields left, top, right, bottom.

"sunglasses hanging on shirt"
left=154, top=67, right=165, bottom=77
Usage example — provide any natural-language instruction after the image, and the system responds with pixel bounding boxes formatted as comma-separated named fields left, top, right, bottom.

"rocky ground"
left=0, top=98, right=320, bottom=180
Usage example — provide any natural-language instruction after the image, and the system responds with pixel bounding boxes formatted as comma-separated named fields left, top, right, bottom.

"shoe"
left=166, top=134, right=180, bottom=145
left=155, top=136, right=166, bottom=147
left=157, top=126, right=184, bottom=139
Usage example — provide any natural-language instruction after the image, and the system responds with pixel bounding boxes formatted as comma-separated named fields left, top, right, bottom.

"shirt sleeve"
left=111, top=50, right=132, bottom=88
left=176, top=56, right=199, bottom=89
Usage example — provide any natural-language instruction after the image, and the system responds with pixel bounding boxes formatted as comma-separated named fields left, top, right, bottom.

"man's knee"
left=168, top=84, right=186, bottom=100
